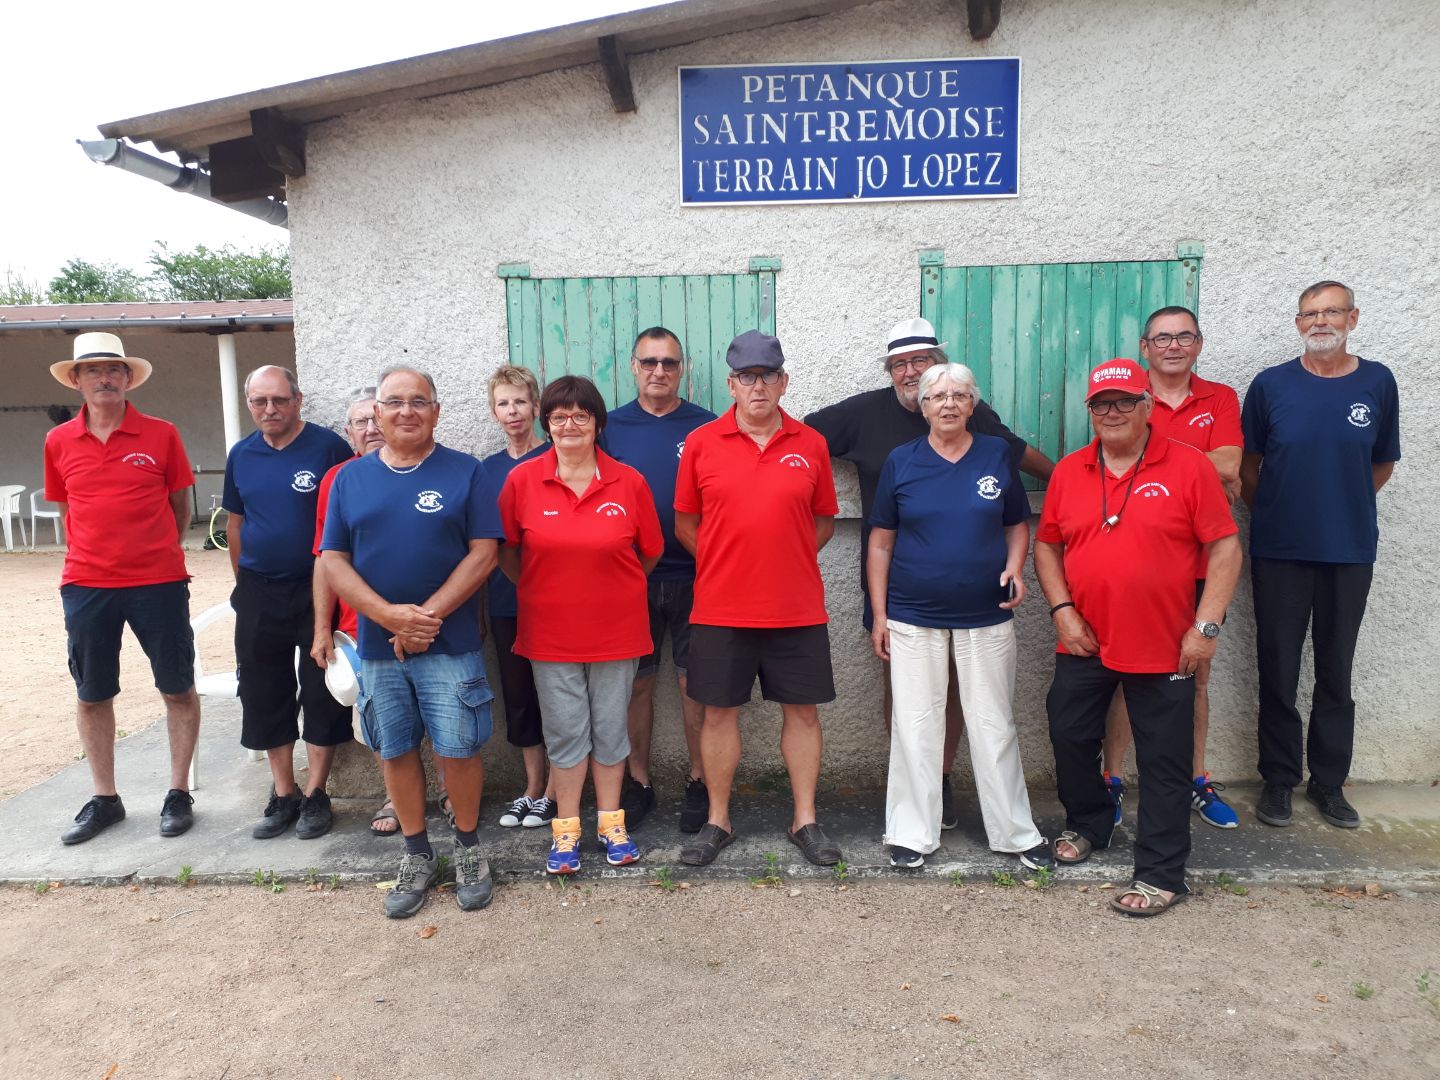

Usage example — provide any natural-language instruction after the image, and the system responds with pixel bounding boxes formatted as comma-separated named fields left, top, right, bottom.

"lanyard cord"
left=1098, top=439, right=1147, bottom=531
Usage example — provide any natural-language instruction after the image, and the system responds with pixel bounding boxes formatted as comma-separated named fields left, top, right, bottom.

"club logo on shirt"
left=1188, top=412, right=1214, bottom=429
left=1347, top=402, right=1373, bottom=428
left=779, top=453, right=811, bottom=469
left=676, top=440, right=686, bottom=460
left=976, top=475, right=1002, bottom=500
left=291, top=470, right=317, bottom=493
left=1136, top=482, right=1172, bottom=499
left=122, top=452, right=157, bottom=469
left=596, top=502, right=628, bottom=517
left=415, top=490, right=443, bottom=513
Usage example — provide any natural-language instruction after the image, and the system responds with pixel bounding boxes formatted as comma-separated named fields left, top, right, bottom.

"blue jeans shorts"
left=358, top=651, right=494, bottom=761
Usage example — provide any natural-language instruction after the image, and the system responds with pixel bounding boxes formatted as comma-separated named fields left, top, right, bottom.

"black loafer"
left=62, top=795, right=126, bottom=846
left=1256, top=782, right=1293, bottom=827
left=679, top=823, right=736, bottom=866
left=1306, top=783, right=1361, bottom=829
left=788, top=822, right=842, bottom=867
left=295, top=789, right=334, bottom=840
left=159, top=789, right=195, bottom=837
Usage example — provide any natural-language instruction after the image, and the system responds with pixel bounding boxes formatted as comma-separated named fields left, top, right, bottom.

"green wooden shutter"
left=919, top=249, right=1202, bottom=484
left=500, top=262, right=779, bottom=414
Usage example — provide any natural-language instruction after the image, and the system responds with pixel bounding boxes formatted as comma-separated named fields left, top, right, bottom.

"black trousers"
left=488, top=615, right=544, bottom=748
left=1047, top=654, right=1195, bottom=894
left=1252, top=558, right=1373, bottom=789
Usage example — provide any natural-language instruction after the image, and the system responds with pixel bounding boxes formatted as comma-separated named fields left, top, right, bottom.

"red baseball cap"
left=1085, top=358, right=1149, bottom=401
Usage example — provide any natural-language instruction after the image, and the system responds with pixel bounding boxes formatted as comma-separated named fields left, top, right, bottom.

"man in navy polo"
left=1241, top=280, right=1400, bottom=831
left=600, top=327, right=716, bottom=832
left=223, top=365, right=353, bottom=840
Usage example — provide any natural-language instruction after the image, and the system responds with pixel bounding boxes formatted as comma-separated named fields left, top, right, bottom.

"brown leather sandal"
left=1054, top=830, right=1094, bottom=864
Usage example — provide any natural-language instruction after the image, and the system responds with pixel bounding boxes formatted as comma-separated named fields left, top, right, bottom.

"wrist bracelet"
left=1049, top=601, right=1075, bottom=617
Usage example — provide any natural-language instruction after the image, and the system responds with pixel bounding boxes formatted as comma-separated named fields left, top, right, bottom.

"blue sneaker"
left=1193, top=774, right=1239, bottom=829
left=547, top=817, right=581, bottom=875
left=1103, top=772, right=1126, bottom=826
left=597, top=809, right=641, bottom=866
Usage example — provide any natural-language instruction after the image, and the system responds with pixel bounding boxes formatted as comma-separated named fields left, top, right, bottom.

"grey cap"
left=725, top=330, right=786, bottom=372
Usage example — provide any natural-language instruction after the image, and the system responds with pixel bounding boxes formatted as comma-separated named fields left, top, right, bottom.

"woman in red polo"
left=497, top=375, right=663, bottom=875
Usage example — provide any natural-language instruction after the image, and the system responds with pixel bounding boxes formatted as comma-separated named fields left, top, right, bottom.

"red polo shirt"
left=44, top=403, right=192, bottom=588
left=674, top=406, right=839, bottom=628
left=498, top=447, right=662, bottom=662
left=1148, top=373, right=1242, bottom=452
left=313, top=456, right=359, bottom=637
left=1036, top=432, right=1236, bottom=673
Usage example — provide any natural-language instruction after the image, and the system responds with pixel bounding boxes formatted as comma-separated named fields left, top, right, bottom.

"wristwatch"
left=1193, top=620, right=1221, bottom=639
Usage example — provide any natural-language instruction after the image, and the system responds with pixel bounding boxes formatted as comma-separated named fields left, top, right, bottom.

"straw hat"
left=51, top=332, right=153, bottom=389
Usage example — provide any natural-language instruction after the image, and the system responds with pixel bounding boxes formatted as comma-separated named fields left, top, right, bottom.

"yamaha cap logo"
left=291, top=470, right=317, bottom=493
left=1347, top=402, right=1373, bottom=428
left=416, top=490, right=443, bottom=513
left=1091, top=365, right=1131, bottom=383
left=976, top=475, right=1002, bottom=500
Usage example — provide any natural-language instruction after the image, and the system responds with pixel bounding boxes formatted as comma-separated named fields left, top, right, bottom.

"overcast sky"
left=2, top=0, right=661, bottom=290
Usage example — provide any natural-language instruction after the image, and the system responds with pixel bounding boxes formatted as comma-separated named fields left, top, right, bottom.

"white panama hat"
left=325, top=631, right=364, bottom=707
left=882, top=317, right=947, bottom=360
left=51, top=331, right=154, bottom=389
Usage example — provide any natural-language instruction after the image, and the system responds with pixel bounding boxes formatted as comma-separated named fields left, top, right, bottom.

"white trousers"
left=883, top=618, right=1043, bottom=855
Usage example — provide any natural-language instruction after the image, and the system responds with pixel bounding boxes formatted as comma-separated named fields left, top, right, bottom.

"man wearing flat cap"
left=674, top=330, right=843, bottom=867
left=43, top=332, right=201, bottom=845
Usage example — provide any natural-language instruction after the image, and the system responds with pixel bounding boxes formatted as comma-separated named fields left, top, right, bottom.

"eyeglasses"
left=1087, top=396, right=1146, bottom=416
left=636, top=357, right=682, bottom=371
left=247, top=396, right=294, bottom=410
left=378, top=398, right=437, bottom=411
left=732, top=370, right=782, bottom=386
left=887, top=357, right=934, bottom=374
left=347, top=416, right=382, bottom=429
left=548, top=412, right=593, bottom=428
left=1296, top=307, right=1352, bottom=324
left=1143, top=332, right=1201, bottom=348
left=923, top=391, right=972, bottom=404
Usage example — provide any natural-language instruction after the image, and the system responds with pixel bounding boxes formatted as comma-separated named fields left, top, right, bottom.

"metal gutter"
left=0, top=316, right=293, bottom=334
left=78, top=138, right=288, bottom=227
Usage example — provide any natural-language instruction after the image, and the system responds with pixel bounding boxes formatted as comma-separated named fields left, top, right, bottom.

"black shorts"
left=232, top=568, right=352, bottom=751
left=488, top=614, right=544, bottom=748
left=61, top=581, right=195, bottom=703
left=638, top=578, right=695, bottom=678
left=686, top=623, right=836, bottom=708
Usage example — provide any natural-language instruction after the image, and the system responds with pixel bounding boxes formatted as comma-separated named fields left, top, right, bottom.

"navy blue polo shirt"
left=600, top=398, right=717, bottom=582
left=1242, top=357, right=1400, bottom=564
left=320, top=445, right=504, bottom=660
left=481, top=443, right=547, bottom=618
left=869, top=434, right=1030, bottom=629
left=223, top=422, right=352, bottom=581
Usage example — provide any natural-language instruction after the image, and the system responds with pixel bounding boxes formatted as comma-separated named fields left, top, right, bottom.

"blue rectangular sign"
left=678, top=57, right=1020, bottom=206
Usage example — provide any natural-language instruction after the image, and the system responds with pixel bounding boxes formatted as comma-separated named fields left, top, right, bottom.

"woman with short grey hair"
left=867, top=362, right=1052, bottom=871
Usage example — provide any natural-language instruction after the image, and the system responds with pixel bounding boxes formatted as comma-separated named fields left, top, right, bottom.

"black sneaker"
left=252, top=788, right=303, bottom=839
left=620, top=780, right=656, bottom=830
left=890, top=845, right=925, bottom=869
left=1019, top=838, right=1055, bottom=871
left=1306, top=782, right=1361, bottom=829
left=295, top=789, right=334, bottom=840
left=61, top=795, right=126, bottom=845
left=521, top=797, right=557, bottom=828
left=679, top=776, right=709, bottom=834
left=159, top=789, right=194, bottom=838
left=1255, top=782, right=1293, bottom=827
left=941, top=777, right=958, bottom=831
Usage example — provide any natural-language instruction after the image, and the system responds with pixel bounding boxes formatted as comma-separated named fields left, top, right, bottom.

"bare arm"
left=1239, top=453, right=1262, bottom=509
left=420, top=538, right=498, bottom=622
left=1019, top=445, right=1055, bottom=483
left=1178, top=533, right=1243, bottom=676
left=319, top=549, right=442, bottom=640
left=814, top=515, right=835, bottom=552
left=998, top=520, right=1029, bottom=610
left=1373, top=461, right=1395, bottom=493
left=168, top=489, right=190, bottom=540
left=1034, top=539, right=1098, bottom=657
left=866, top=527, right=896, bottom=661
left=310, top=560, right=338, bottom=667
left=675, top=511, right=700, bottom=557
left=226, top=513, right=244, bottom=581
left=1207, top=446, right=1243, bottom=503
left=497, top=544, right=521, bottom=585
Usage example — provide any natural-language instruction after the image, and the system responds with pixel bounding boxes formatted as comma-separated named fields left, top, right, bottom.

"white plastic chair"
left=29, top=491, right=63, bottom=548
left=0, top=485, right=26, bottom=551
left=188, top=601, right=266, bottom=789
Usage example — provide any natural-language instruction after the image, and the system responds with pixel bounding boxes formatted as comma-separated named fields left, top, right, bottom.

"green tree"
left=0, top=269, right=45, bottom=305
left=46, top=258, right=151, bottom=304
left=148, top=242, right=290, bottom=301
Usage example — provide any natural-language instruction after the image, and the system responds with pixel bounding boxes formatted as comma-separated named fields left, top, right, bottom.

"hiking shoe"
left=1306, top=783, right=1361, bottom=829
left=62, top=795, right=126, bottom=845
left=1019, top=838, right=1056, bottom=871
left=547, top=817, right=582, bottom=875
left=1192, top=774, right=1239, bottom=829
left=295, top=789, right=334, bottom=840
left=522, top=796, right=557, bottom=828
left=679, top=776, right=709, bottom=834
left=453, top=845, right=494, bottom=911
left=159, top=789, right=194, bottom=838
left=597, top=810, right=641, bottom=866
left=498, top=795, right=532, bottom=828
left=384, top=852, right=437, bottom=918
left=1104, top=772, right=1126, bottom=827
left=1256, top=782, right=1293, bottom=827
left=940, top=777, right=958, bottom=831
left=620, top=780, right=656, bottom=830
left=890, top=845, right=924, bottom=869
left=252, top=788, right=303, bottom=839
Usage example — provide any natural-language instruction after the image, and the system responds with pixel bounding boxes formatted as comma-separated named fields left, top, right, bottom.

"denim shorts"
left=358, top=651, right=494, bottom=761
left=637, top=578, right=695, bottom=678
left=61, top=581, right=195, bottom=703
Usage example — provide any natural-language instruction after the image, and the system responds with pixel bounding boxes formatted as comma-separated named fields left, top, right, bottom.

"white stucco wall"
left=287, top=0, right=1440, bottom=788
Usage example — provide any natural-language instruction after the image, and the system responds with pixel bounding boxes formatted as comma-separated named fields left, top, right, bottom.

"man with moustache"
left=1241, top=281, right=1400, bottom=830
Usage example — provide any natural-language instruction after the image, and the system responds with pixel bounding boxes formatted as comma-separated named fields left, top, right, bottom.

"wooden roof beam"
left=598, top=35, right=636, bottom=113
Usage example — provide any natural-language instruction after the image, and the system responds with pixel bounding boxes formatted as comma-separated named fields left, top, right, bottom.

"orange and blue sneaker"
left=1103, top=772, right=1126, bottom=827
left=1192, top=773, right=1240, bottom=829
left=596, top=809, right=641, bottom=866
left=546, top=816, right=582, bottom=875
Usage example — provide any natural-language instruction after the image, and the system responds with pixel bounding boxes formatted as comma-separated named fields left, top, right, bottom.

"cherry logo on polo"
left=291, top=470, right=318, bottom=493
left=1188, top=412, right=1214, bottom=428
left=1136, top=482, right=1171, bottom=499
left=415, top=490, right=443, bottom=513
left=1347, top=402, right=1373, bottom=428
left=596, top=502, right=628, bottom=517
left=122, top=452, right=158, bottom=469
left=779, top=453, right=811, bottom=469
left=976, top=475, right=1002, bottom=500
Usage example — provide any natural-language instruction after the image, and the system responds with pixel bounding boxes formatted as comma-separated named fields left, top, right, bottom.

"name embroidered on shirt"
left=543, top=510, right=559, bottom=516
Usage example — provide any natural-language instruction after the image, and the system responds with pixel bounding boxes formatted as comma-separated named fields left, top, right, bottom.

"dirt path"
left=2, top=880, right=1436, bottom=1079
